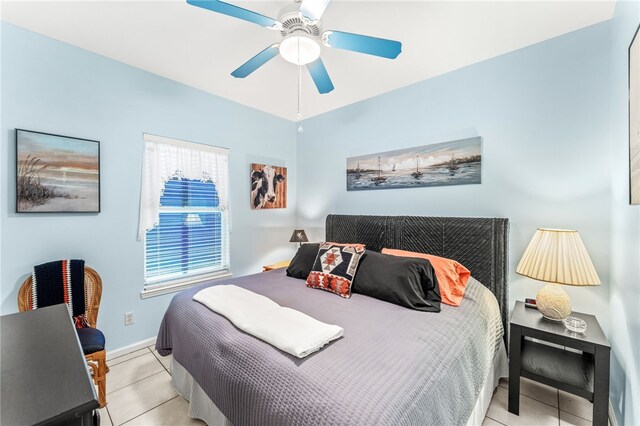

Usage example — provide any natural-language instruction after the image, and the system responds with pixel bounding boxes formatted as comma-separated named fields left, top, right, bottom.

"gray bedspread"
left=156, top=269, right=504, bottom=426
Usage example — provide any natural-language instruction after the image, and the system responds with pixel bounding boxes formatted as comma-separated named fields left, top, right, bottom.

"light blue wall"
left=297, top=21, right=613, bottom=333
left=608, top=1, right=640, bottom=425
left=0, top=22, right=298, bottom=351
left=296, top=14, right=640, bottom=424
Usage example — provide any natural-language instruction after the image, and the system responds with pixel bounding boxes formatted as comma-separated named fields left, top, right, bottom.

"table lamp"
left=289, top=229, right=309, bottom=247
left=516, top=228, right=600, bottom=323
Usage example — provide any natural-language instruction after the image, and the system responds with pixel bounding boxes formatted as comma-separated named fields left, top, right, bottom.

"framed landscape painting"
left=346, top=137, right=482, bottom=191
left=16, top=129, right=100, bottom=213
left=630, top=24, right=640, bottom=205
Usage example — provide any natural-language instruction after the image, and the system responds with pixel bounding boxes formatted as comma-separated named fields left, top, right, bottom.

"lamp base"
left=536, top=283, right=571, bottom=321
left=541, top=315, right=564, bottom=322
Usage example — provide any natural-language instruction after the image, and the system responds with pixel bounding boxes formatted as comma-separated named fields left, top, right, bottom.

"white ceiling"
left=1, top=0, right=615, bottom=121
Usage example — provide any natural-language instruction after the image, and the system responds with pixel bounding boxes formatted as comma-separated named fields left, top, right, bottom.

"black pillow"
left=286, top=243, right=321, bottom=280
left=352, top=250, right=441, bottom=312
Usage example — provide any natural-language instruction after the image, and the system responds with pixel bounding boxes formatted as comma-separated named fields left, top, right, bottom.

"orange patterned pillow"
left=306, top=243, right=365, bottom=298
left=381, top=248, right=470, bottom=307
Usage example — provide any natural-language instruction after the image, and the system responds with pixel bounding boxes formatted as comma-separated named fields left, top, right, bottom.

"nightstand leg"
left=592, top=346, right=610, bottom=426
left=508, top=325, right=522, bottom=415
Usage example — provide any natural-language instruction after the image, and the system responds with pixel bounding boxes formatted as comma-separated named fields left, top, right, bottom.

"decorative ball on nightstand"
left=535, top=283, right=571, bottom=321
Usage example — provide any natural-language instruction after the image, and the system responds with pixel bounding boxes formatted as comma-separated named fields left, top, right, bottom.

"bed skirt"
left=169, top=339, right=508, bottom=426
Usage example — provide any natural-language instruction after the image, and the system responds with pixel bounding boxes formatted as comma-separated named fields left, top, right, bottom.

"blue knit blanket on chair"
left=32, top=259, right=89, bottom=328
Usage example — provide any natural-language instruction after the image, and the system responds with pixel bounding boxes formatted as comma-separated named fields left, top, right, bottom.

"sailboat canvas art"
left=346, top=137, right=482, bottom=191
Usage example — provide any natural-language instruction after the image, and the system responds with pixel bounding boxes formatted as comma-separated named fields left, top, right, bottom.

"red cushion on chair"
left=76, top=327, right=105, bottom=355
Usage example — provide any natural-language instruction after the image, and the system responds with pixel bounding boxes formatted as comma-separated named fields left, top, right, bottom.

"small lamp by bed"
left=516, top=228, right=600, bottom=328
left=289, top=229, right=309, bottom=247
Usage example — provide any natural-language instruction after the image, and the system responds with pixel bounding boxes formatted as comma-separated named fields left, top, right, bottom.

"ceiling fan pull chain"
left=297, top=64, right=304, bottom=133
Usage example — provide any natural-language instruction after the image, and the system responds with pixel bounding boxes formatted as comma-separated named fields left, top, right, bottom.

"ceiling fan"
left=186, top=0, right=403, bottom=94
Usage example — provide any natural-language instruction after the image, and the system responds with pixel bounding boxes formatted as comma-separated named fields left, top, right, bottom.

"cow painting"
left=250, top=163, right=287, bottom=209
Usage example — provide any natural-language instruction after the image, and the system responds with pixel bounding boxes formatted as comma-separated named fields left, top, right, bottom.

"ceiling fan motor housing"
left=278, top=2, right=322, bottom=38
left=277, top=2, right=323, bottom=65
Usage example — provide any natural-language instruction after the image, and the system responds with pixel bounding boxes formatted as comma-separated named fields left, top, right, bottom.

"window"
left=138, top=134, right=229, bottom=297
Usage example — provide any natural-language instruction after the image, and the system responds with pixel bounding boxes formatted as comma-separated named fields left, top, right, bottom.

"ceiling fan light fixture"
left=279, top=33, right=321, bottom=65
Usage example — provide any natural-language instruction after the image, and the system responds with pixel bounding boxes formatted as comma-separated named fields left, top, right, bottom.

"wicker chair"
left=18, top=266, right=109, bottom=407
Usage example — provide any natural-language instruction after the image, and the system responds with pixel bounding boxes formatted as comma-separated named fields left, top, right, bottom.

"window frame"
left=140, top=135, right=231, bottom=299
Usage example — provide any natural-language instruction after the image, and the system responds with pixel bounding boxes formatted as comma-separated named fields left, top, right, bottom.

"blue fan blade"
left=323, top=30, right=402, bottom=59
left=306, top=59, right=334, bottom=94
left=187, top=0, right=281, bottom=30
left=299, top=0, right=331, bottom=23
left=231, top=45, right=280, bottom=78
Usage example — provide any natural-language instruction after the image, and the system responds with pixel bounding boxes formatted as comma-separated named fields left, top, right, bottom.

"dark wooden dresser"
left=1, top=304, right=100, bottom=425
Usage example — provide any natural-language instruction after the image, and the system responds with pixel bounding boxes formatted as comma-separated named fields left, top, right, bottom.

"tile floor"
left=484, top=378, right=601, bottom=426
left=101, top=346, right=598, bottom=425
left=98, top=346, right=203, bottom=426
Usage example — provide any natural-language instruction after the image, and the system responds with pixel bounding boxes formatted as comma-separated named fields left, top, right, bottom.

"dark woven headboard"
left=326, top=214, right=509, bottom=342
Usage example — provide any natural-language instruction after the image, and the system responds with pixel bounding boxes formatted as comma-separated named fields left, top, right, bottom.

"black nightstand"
left=508, top=300, right=610, bottom=426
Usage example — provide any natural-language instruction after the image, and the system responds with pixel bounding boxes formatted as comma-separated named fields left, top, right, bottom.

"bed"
left=156, top=214, right=510, bottom=425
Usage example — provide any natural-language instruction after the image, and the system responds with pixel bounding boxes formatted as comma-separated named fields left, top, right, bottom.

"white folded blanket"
left=193, top=285, right=344, bottom=358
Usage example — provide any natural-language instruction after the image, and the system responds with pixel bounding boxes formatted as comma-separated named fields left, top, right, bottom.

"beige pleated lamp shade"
left=516, top=228, right=601, bottom=286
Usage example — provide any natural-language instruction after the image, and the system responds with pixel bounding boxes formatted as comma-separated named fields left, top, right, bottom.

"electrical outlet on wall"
left=124, top=312, right=135, bottom=326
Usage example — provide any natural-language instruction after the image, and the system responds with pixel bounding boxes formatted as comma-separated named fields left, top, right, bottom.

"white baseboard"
left=609, top=400, right=618, bottom=426
left=107, top=336, right=156, bottom=360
